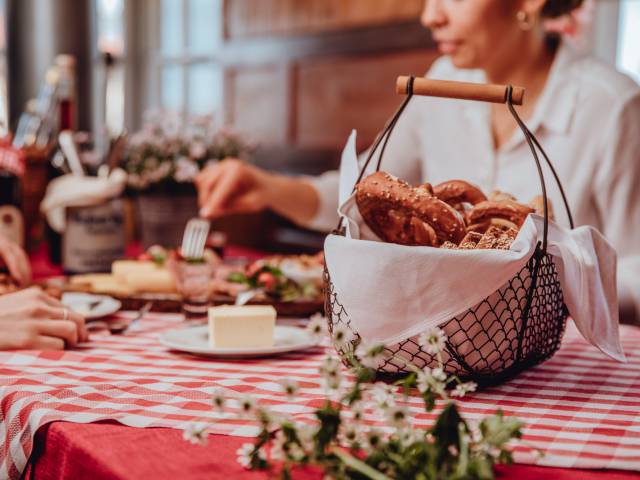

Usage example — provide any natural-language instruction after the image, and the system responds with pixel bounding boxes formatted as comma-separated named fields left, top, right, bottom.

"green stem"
left=331, top=448, right=392, bottom=480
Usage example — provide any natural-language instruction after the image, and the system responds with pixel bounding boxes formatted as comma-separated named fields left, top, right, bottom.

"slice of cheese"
left=125, top=269, right=176, bottom=293
left=112, top=260, right=156, bottom=282
left=208, top=305, right=276, bottom=349
left=112, top=260, right=176, bottom=293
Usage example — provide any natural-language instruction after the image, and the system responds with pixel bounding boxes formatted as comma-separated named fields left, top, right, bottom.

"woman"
left=195, top=0, right=640, bottom=320
left=0, top=234, right=87, bottom=350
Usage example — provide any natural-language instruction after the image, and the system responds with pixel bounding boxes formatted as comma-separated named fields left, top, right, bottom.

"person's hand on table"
left=0, top=287, right=88, bottom=350
left=195, top=158, right=320, bottom=226
left=0, top=234, right=31, bottom=286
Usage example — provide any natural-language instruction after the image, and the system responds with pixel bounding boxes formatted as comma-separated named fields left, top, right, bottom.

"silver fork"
left=181, top=218, right=211, bottom=259
left=118, top=301, right=153, bottom=334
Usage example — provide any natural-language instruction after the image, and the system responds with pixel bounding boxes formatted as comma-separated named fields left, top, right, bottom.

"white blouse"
left=305, top=41, right=640, bottom=317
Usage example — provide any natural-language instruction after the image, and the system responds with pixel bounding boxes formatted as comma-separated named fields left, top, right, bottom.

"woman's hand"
left=0, top=287, right=88, bottom=351
left=195, top=159, right=274, bottom=218
left=0, top=235, right=31, bottom=286
left=195, top=158, right=320, bottom=225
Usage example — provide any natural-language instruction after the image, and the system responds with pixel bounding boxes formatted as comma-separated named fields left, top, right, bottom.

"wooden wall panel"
left=224, top=0, right=424, bottom=38
left=295, top=48, right=438, bottom=151
left=226, top=65, right=289, bottom=145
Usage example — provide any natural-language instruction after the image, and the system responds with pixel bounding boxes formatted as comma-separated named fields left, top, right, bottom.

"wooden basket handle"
left=396, top=76, right=525, bottom=105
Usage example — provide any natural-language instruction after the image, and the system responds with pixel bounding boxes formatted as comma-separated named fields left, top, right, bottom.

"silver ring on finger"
left=63, top=307, right=68, bottom=322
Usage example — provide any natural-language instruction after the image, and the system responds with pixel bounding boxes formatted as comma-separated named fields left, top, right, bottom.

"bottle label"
left=0, top=205, right=24, bottom=247
left=63, top=200, right=125, bottom=273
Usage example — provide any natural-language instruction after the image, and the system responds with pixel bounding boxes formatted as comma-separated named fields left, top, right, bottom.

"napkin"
left=323, top=133, right=625, bottom=362
left=40, top=168, right=128, bottom=233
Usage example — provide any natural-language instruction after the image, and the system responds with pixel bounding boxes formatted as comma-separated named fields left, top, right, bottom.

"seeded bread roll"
left=434, top=180, right=487, bottom=206
left=356, top=172, right=466, bottom=247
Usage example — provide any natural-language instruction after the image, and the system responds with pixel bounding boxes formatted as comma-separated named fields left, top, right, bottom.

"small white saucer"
left=159, top=324, right=319, bottom=358
left=62, top=292, right=122, bottom=319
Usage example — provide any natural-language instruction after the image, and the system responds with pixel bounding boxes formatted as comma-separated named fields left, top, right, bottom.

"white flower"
left=364, top=428, right=384, bottom=451
left=270, top=431, right=287, bottom=462
left=418, top=326, right=447, bottom=355
left=370, top=383, right=396, bottom=409
left=239, top=395, right=255, bottom=414
left=340, top=424, right=362, bottom=448
left=332, top=325, right=351, bottom=348
left=416, top=370, right=430, bottom=393
left=211, top=388, right=226, bottom=412
left=451, top=382, right=477, bottom=398
left=189, top=141, right=207, bottom=159
left=431, top=367, right=447, bottom=382
left=416, top=367, right=448, bottom=393
left=319, top=356, right=342, bottom=390
left=279, top=379, right=299, bottom=400
left=183, top=423, right=208, bottom=446
left=385, top=405, right=409, bottom=429
left=174, top=156, right=200, bottom=182
left=351, top=406, right=364, bottom=423
left=236, top=443, right=255, bottom=469
left=354, top=342, right=386, bottom=369
left=307, top=314, right=327, bottom=341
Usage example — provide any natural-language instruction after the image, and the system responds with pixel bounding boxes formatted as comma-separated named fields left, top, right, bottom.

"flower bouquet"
left=122, top=112, right=254, bottom=247
left=184, top=321, right=534, bottom=479
left=124, top=111, right=253, bottom=192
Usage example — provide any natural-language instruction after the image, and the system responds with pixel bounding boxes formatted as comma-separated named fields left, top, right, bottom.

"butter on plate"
left=208, top=305, right=277, bottom=349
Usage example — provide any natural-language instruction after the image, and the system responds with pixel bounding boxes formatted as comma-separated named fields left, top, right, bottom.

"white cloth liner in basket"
left=323, top=131, right=625, bottom=363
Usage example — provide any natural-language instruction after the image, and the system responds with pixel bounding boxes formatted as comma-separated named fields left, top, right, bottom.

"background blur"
left=1, top=0, right=639, bottom=252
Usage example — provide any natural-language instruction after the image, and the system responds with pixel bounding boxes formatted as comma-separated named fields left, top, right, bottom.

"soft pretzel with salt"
left=355, top=172, right=466, bottom=247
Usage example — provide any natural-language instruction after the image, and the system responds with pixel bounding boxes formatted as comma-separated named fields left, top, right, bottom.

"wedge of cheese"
left=208, top=305, right=276, bottom=349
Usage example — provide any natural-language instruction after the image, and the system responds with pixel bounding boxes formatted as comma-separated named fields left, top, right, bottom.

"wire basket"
left=324, top=77, right=574, bottom=386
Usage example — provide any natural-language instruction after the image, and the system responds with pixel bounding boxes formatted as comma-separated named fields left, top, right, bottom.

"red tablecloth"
left=15, top=247, right=640, bottom=480
left=23, top=422, right=640, bottom=480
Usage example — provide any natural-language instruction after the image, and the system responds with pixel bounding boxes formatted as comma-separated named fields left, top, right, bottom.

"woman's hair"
left=542, top=0, right=584, bottom=18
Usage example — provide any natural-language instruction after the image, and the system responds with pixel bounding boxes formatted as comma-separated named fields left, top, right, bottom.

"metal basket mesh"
left=324, top=249, right=569, bottom=387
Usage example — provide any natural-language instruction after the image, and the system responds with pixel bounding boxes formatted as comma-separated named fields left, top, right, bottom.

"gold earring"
left=516, top=10, right=534, bottom=31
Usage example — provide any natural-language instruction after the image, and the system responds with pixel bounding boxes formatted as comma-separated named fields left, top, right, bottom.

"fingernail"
left=199, top=208, right=209, bottom=217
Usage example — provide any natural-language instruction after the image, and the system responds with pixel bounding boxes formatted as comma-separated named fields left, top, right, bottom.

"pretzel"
left=467, top=200, right=534, bottom=228
left=434, top=180, right=487, bottom=206
left=529, top=195, right=555, bottom=221
left=356, top=172, right=466, bottom=246
left=488, top=190, right=517, bottom=203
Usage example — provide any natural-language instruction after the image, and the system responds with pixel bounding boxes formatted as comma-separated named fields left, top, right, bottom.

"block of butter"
left=208, top=305, right=277, bottom=349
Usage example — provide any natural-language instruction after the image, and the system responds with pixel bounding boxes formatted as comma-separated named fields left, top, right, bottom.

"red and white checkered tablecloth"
left=1, top=314, right=639, bottom=480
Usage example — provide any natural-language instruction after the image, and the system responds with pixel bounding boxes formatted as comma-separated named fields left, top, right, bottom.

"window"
left=154, top=0, right=224, bottom=116
left=617, top=0, right=640, bottom=83
left=95, top=0, right=126, bottom=138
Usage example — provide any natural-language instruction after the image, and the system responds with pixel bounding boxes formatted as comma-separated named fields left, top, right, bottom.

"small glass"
left=170, top=260, right=215, bottom=320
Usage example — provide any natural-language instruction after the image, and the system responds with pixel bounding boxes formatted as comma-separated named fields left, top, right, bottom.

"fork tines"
left=181, top=218, right=211, bottom=259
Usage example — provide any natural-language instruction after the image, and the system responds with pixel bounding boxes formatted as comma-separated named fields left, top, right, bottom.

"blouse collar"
left=460, top=39, right=581, bottom=152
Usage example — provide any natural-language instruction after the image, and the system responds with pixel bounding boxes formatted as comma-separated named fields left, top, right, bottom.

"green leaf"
left=227, top=272, right=247, bottom=283
left=333, top=448, right=392, bottom=480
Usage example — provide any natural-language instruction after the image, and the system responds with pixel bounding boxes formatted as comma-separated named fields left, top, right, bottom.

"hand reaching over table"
left=0, top=234, right=31, bottom=287
left=0, top=287, right=88, bottom=350
left=195, top=158, right=320, bottom=226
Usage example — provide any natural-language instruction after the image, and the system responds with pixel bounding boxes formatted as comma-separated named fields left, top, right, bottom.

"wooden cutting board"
left=43, top=276, right=325, bottom=317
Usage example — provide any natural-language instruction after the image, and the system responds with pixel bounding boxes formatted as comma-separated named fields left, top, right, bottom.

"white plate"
left=159, top=324, right=319, bottom=358
left=62, top=292, right=122, bottom=319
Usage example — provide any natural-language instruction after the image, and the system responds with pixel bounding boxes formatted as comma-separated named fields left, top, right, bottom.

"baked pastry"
left=467, top=200, right=534, bottom=230
left=355, top=172, right=537, bottom=251
left=355, top=172, right=466, bottom=246
left=434, top=180, right=487, bottom=206
left=529, top=195, right=555, bottom=221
